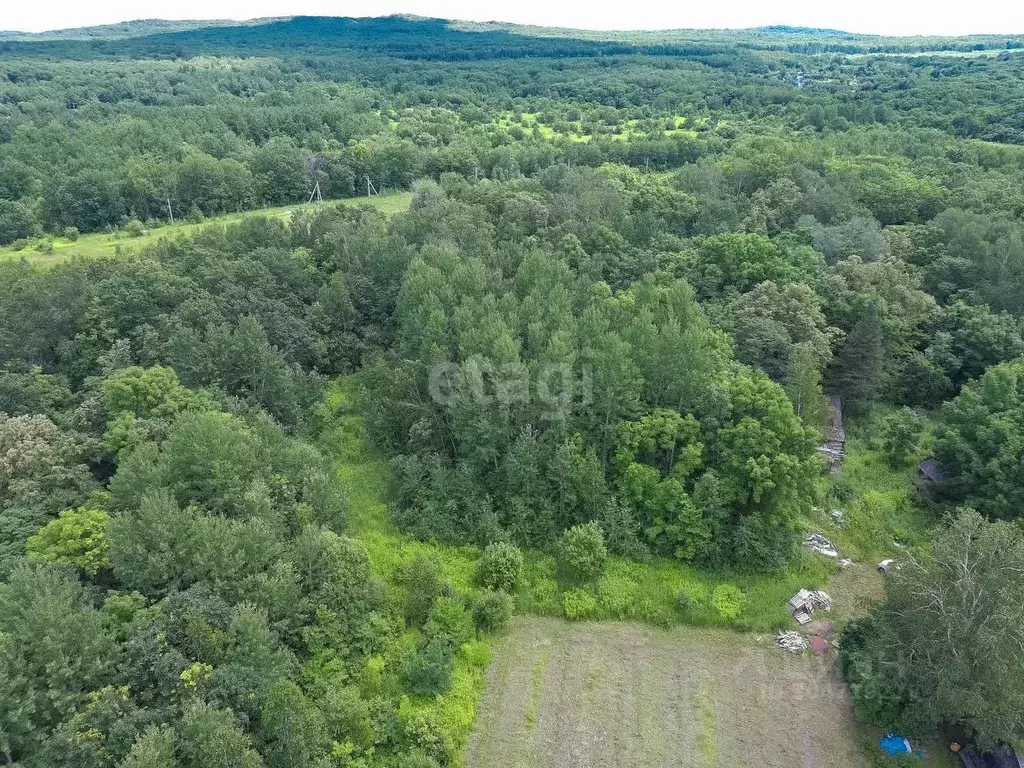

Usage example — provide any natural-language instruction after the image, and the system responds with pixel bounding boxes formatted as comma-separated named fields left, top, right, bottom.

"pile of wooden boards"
left=787, top=589, right=833, bottom=625
left=777, top=630, right=808, bottom=652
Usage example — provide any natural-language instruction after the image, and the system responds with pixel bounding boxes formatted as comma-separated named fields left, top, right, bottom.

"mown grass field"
left=0, top=191, right=413, bottom=267
left=468, top=616, right=868, bottom=768
left=468, top=616, right=957, bottom=768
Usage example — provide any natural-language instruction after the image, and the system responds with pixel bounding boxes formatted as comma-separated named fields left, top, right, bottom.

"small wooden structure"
left=918, top=457, right=949, bottom=484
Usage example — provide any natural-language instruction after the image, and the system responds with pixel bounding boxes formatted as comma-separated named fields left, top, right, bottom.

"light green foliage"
left=690, top=233, right=824, bottom=298
left=562, top=588, right=599, bottom=620
left=119, top=725, right=176, bottom=768
left=881, top=408, right=923, bottom=467
left=557, top=523, right=608, bottom=584
left=710, top=584, right=745, bottom=619
left=475, top=542, right=524, bottom=593
left=101, top=365, right=213, bottom=453
left=26, top=506, right=110, bottom=576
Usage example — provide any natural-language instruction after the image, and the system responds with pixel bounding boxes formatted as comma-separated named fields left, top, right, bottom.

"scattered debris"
left=830, top=509, right=844, bottom=526
left=877, top=558, right=896, bottom=573
left=839, top=558, right=854, bottom=568
left=809, top=636, right=829, bottom=655
left=777, top=630, right=808, bottom=653
left=805, top=618, right=836, bottom=639
left=804, top=533, right=839, bottom=558
left=787, top=589, right=833, bottom=624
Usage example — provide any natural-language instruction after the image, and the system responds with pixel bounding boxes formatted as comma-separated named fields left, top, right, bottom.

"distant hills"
left=0, top=15, right=1020, bottom=56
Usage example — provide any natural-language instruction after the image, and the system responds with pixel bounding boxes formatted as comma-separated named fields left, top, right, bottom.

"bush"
left=475, top=542, right=523, bottom=593
left=675, top=582, right=710, bottom=615
left=596, top=574, right=637, bottom=618
left=401, top=554, right=446, bottom=627
left=562, top=588, right=598, bottom=620
left=123, top=219, right=145, bottom=238
left=471, top=589, right=513, bottom=634
left=403, top=639, right=454, bottom=696
left=557, top=522, right=607, bottom=584
left=423, top=595, right=474, bottom=652
left=61, top=226, right=80, bottom=241
left=711, top=584, right=745, bottom=619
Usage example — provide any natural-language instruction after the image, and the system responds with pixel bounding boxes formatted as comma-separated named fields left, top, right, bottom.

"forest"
left=2, top=14, right=1024, bottom=767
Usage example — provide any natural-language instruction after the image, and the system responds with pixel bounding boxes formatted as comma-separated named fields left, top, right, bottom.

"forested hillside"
left=2, top=15, right=1024, bottom=767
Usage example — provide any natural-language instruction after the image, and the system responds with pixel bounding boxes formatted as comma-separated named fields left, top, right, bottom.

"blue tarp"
left=879, top=733, right=912, bottom=755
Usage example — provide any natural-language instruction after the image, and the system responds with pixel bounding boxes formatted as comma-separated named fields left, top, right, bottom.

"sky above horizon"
left=3, top=0, right=1023, bottom=36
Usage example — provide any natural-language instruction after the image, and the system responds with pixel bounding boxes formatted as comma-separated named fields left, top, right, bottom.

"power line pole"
left=307, top=179, right=322, bottom=204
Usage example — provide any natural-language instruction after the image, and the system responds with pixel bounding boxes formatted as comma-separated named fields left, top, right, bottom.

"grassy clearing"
left=468, top=617, right=957, bottom=768
left=813, top=406, right=940, bottom=565
left=0, top=191, right=412, bottom=267
left=467, top=616, right=870, bottom=768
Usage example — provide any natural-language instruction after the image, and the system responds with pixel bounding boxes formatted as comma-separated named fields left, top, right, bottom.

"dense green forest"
left=3, top=14, right=1024, bottom=767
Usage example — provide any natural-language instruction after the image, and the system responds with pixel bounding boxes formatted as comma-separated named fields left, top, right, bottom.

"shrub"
left=123, top=219, right=145, bottom=238
left=475, top=542, right=523, bottom=593
left=61, top=226, right=80, bottom=241
left=596, top=575, right=637, bottom=619
left=562, top=588, right=598, bottom=620
left=557, top=522, right=607, bottom=584
left=403, top=639, right=454, bottom=697
left=711, top=584, right=745, bottom=620
left=423, top=595, right=474, bottom=652
left=401, top=554, right=445, bottom=627
left=527, top=576, right=560, bottom=614
left=676, top=582, right=710, bottom=615
left=471, top=589, right=513, bottom=634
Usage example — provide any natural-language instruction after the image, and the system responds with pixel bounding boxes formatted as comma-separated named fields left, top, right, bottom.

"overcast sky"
left=3, top=0, right=1023, bottom=36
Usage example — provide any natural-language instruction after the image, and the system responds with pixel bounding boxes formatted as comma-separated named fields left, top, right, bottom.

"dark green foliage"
left=841, top=510, right=1024, bottom=748
left=401, top=554, right=447, bottom=628
left=3, top=12, right=1024, bottom=761
left=471, top=589, right=514, bottom=634
left=403, top=640, right=454, bottom=698
left=933, top=359, right=1024, bottom=519
left=832, top=300, right=885, bottom=413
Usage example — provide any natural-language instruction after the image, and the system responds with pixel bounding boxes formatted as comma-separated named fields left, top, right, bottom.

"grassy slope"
left=0, top=191, right=413, bottom=268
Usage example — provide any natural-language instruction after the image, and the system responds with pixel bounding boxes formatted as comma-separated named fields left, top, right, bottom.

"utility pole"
left=307, top=178, right=323, bottom=204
